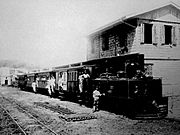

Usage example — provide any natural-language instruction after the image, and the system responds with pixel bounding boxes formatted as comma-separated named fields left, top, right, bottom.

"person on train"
left=126, top=62, right=139, bottom=79
left=78, top=69, right=90, bottom=105
left=46, top=76, right=52, bottom=97
left=78, top=72, right=84, bottom=93
left=32, top=80, right=37, bottom=93
left=58, top=73, right=63, bottom=91
left=78, top=72, right=84, bottom=105
left=133, top=69, right=146, bottom=80
left=82, top=69, right=90, bottom=92
left=50, top=75, right=55, bottom=94
left=36, top=77, right=39, bottom=87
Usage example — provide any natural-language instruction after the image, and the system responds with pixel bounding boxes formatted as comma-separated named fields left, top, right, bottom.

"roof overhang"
left=88, top=1, right=180, bottom=37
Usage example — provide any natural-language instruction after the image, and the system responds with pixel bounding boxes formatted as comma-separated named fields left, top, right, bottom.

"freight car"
left=17, top=53, right=168, bottom=118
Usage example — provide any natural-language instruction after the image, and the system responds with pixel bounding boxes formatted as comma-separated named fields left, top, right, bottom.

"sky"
left=0, top=0, right=180, bottom=68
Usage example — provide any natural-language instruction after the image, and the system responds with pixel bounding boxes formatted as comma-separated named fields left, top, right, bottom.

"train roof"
left=53, top=64, right=96, bottom=72
left=52, top=53, right=143, bottom=71
left=83, top=53, right=144, bottom=65
left=24, top=53, right=143, bottom=74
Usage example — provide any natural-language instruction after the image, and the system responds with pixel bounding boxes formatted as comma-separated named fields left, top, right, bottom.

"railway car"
left=54, top=64, right=96, bottom=104
left=11, top=76, right=19, bottom=87
left=17, top=53, right=168, bottom=118
left=22, top=70, right=57, bottom=96
left=36, top=71, right=56, bottom=95
left=17, top=74, right=27, bottom=90
left=26, top=73, right=36, bottom=90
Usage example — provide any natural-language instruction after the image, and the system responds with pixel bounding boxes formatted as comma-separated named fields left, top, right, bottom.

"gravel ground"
left=0, top=86, right=180, bottom=135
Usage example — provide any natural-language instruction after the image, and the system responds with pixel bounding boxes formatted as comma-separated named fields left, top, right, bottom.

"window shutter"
left=178, top=25, right=180, bottom=46
left=152, top=24, right=158, bottom=45
left=160, top=25, right=165, bottom=45
left=172, top=26, right=177, bottom=46
left=140, top=23, right=144, bottom=44
left=90, top=38, right=95, bottom=53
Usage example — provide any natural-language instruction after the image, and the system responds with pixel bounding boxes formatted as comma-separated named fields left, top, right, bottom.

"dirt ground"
left=0, top=86, right=180, bottom=135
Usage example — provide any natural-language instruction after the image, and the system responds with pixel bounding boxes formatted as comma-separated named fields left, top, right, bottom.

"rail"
left=0, top=103, right=27, bottom=135
left=0, top=94, right=61, bottom=135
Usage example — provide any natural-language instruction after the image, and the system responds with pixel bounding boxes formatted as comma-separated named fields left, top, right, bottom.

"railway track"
left=0, top=95, right=66, bottom=135
left=0, top=104, right=27, bottom=135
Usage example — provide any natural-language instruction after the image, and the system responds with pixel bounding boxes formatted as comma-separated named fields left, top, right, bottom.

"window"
left=165, top=25, right=172, bottom=44
left=68, top=71, right=77, bottom=81
left=144, top=23, right=152, bottom=44
left=68, top=72, right=71, bottom=81
left=102, top=33, right=109, bottom=51
left=91, top=38, right=95, bottom=53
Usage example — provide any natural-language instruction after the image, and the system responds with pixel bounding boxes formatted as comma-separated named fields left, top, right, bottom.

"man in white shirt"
left=50, top=76, right=55, bottom=93
left=32, top=80, right=37, bottom=93
left=93, top=87, right=104, bottom=112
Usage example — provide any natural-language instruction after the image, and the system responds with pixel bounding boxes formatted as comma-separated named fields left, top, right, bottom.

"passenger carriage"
left=16, top=53, right=168, bottom=118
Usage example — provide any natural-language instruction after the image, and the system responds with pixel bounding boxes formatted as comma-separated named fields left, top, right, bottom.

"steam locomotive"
left=16, top=53, right=168, bottom=118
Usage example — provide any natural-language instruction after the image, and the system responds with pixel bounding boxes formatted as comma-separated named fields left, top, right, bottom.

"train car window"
left=74, top=71, right=77, bottom=81
left=63, top=72, right=67, bottom=82
left=67, top=72, right=70, bottom=81
left=75, top=71, right=77, bottom=81
left=70, top=72, right=71, bottom=81
left=67, top=70, right=80, bottom=81
left=73, top=72, right=75, bottom=81
left=68, top=72, right=71, bottom=81
left=71, top=72, right=73, bottom=81
left=72, top=72, right=74, bottom=81
left=73, top=71, right=75, bottom=81
left=71, top=71, right=74, bottom=81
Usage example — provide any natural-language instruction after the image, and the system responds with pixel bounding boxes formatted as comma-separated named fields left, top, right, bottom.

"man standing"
left=78, top=73, right=84, bottom=93
left=92, top=87, right=104, bottom=112
left=32, top=80, right=37, bottom=93
left=50, top=76, right=55, bottom=94
left=46, top=77, right=52, bottom=97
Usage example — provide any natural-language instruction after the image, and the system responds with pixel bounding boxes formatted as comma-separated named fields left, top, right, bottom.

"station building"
left=87, top=2, right=180, bottom=119
left=0, top=67, right=26, bottom=86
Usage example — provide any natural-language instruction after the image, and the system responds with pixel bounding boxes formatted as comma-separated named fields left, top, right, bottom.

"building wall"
left=0, top=67, right=26, bottom=86
left=87, top=25, right=135, bottom=60
left=0, top=67, right=11, bottom=85
left=0, top=76, right=11, bottom=85
left=136, top=4, right=180, bottom=21
left=132, top=9, right=180, bottom=119
left=87, top=36, right=100, bottom=60
left=87, top=4, right=180, bottom=119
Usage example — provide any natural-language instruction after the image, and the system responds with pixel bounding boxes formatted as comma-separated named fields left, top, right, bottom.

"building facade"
left=0, top=67, right=26, bottom=86
left=87, top=2, right=180, bottom=119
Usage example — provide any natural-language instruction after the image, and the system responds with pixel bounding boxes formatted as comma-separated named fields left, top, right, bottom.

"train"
left=15, top=53, right=168, bottom=119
